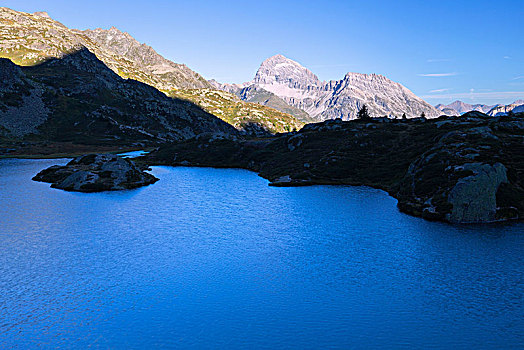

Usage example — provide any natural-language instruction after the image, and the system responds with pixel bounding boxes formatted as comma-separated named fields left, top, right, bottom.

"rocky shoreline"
left=26, top=111, right=524, bottom=224
left=141, top=112, right=524, bottom=224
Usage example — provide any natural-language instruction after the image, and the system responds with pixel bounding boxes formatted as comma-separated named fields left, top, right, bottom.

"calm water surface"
left=0, top=158, right=522, bottom=349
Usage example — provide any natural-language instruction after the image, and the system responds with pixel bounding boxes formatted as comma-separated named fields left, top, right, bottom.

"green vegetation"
left=0, top=9, right=302, bottom=135
left=167, top=88, right=304, bottom=134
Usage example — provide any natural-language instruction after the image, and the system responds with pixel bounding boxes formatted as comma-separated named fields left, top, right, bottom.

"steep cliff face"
left=316, top=72, right=440, bottom=120
left=214, top=54, right=441, bottom=121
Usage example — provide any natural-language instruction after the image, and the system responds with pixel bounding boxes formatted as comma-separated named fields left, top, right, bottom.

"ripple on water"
left=0, top=159, right=522, bottom=348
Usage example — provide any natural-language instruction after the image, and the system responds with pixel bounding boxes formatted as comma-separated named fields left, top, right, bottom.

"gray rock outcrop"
left=446, top=163, right=508, bottom=223
left=33, top=154, right=159, bottom=192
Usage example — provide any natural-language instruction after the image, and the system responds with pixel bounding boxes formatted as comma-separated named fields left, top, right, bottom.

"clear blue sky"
left=3, top=0, right=523, bottom=105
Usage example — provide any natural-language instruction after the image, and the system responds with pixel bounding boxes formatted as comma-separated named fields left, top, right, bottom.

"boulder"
left=446, top=163, right=508, bottom=223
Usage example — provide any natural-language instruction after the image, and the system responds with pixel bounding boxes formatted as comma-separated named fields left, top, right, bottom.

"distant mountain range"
left=435, top=101, right=494, bottom=115
left=213, top=54, right=441, bottom=121
left=486, top=100, right=524, bottom=116
left=0, top=7, right=302, bottom=134
left=436, top=100, right=524, bottom=116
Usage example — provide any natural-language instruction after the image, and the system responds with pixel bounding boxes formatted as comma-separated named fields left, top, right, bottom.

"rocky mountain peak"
left=253, top=54, right=320, bottom=88
left=0, top=7, right=212, bottom=90
left=103, top=26, right=136, bottom=43
left=83, top=26, right=145, bottom=57
left=213, top=53, right=442, bottom=120
left=487, top=101, right=524, bottom=116
left=449, top=100, right=469, bottom=109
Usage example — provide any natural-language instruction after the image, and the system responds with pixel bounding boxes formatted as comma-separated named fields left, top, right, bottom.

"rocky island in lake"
left=33, top=154, right=158, bottom=192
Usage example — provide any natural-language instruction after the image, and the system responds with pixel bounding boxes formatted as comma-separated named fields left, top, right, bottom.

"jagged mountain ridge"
left=80, top=27, right=212, bottom=90
left=213, top=54, right=441, bottom=121
left=436, top=100, right=524, bottom=117
left=487, top=101, right=524, bottom=116
left=0, top=7, right=210, bottom=91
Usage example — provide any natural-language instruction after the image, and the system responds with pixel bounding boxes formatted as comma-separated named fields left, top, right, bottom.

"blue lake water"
left=0, top=158, right=523, bottom=349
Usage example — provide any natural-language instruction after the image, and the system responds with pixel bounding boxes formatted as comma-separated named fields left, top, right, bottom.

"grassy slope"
left=167, top=89, right=304, bottom=134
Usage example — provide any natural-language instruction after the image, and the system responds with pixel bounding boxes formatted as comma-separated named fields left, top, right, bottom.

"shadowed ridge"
left=0, top=7, right=210, bottom=89
left=0, top=47, right=238, bottom=146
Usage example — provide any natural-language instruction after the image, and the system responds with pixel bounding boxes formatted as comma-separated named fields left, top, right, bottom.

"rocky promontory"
left=33, top=154, right=158, bottom=192
left=143, top=112, right=524, bottom=224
